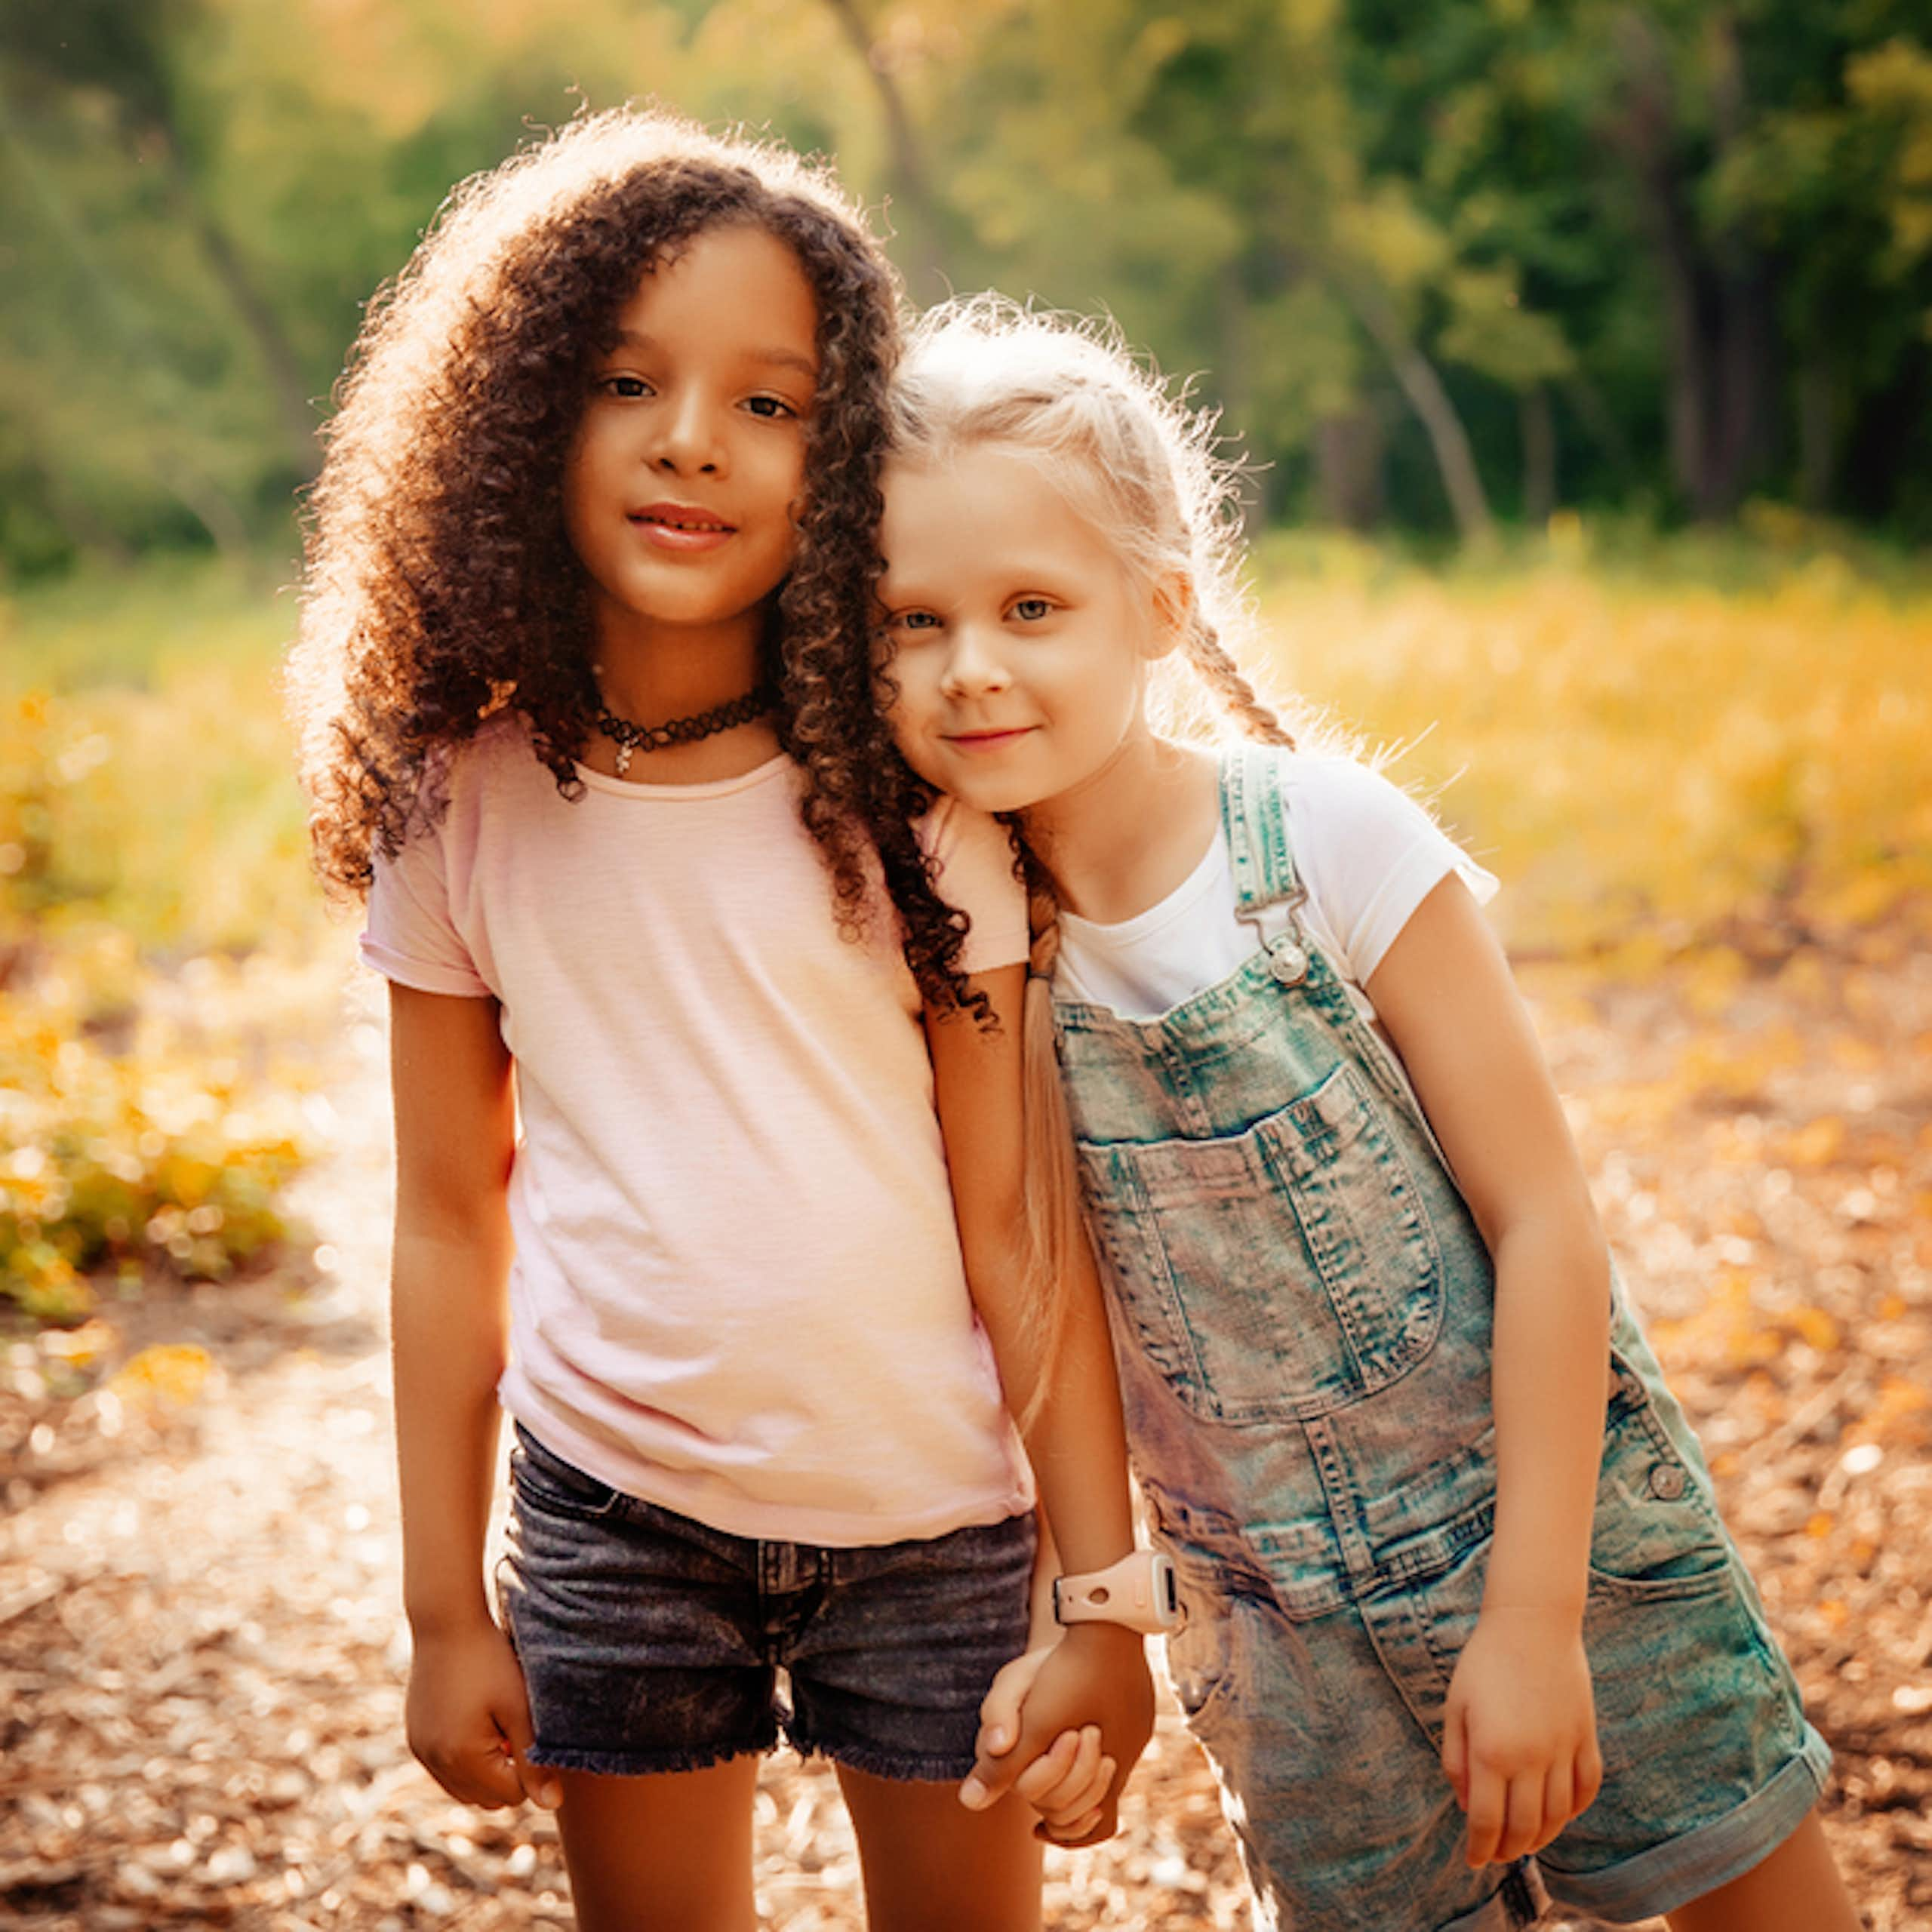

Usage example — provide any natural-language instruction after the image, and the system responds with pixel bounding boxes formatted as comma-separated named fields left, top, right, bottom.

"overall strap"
left=1219, top=743, right=1306, bottom=915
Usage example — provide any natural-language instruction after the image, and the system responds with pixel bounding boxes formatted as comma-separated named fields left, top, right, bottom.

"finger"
left=1577, top=1738, right=1604, bottom=1817
left=1440, top=1702, right=1470, bottom=1811
left=1537, top=1759, right=1575, bottom=1850
left=976, top=1654, right=1042, bottom=1759
left=1463, top=1764, right=1506, bottom=1868
left=422, top=1737, right=523, bottom=1810
left=1497, top=1770, right=1545, bottom=1863
left=1012, top=1730, right=1083, bottom=1809
left=496, top=1695, right=562, bottom=1812
left=1036, top=1799, right=1118, bottom=1847
left=1044, top=1804, right=1105, bottom=1845
left=1029, top=1730, right=1105, bottom=1827
left=963, top=1717, right=1057, bottom=1811
left=1045, top=1749, right=1114, bottom=1830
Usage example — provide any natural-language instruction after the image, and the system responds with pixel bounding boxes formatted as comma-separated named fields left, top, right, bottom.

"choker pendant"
left=593, top=684, right=775, bottom=777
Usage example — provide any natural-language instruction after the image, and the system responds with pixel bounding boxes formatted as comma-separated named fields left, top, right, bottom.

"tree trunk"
left=1561, top=373, right=1640, bottom=486
left=1314, top=408, right=1386, bottom=529
left=1520, top=385, right=1557, bottom=525
left=1341, top=278, right=1494, bottom=546
left=821, top=0, right=950, bottom=303
left=146, top=116, right=320, bottom=480
left=1704, top=11, right=1776, bottom=515
left=1797, top=357, right=1838, bottom=512
left=1610, top=11, right=1718, bottom=517
left=0, top=106, right=256, bottom=552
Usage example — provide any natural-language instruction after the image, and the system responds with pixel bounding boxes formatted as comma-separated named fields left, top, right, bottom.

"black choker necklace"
left=592, top=685, right=774, bottom=777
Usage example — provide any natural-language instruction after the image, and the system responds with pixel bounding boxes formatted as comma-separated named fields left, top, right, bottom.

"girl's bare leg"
left=1665, top=1811, right=1861, bottom=1932
left=836, top=1761, right=1043, bottom=1932
left=553, top=1755, right=761, bottom=1932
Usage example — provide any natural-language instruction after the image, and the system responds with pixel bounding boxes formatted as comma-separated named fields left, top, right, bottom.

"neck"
left=1022, top=729, right=1221, bottom=924
left=590, top=603, right=766, bottom=723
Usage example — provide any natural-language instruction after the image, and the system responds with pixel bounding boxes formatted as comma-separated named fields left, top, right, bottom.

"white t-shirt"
left=1055, top=754, right=1498, bottom=1029
left=364, top=718, right=1035, bottom=1546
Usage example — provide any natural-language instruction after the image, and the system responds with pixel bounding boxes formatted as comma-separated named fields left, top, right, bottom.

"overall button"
left=1269, top=940, right=1309, bottom=986
left=1647, top=1461, right=1687, bottom=1501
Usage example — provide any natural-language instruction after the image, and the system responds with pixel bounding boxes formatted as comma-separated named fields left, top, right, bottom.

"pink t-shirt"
left=364, top=718, right=1034, bottom=1546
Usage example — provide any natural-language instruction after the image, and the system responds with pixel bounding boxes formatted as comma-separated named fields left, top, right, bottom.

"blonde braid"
left=1184, top=614, right=1297, bottom=746
left=1009, top=882, right=1082, bottom=1435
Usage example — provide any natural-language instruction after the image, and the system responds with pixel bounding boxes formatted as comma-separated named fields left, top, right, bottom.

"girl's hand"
left=406, top=1617, right=561, bottom=1812
left=959, top=1625, right=1153, bottom=1844
left=1441, top=1605, right=1602, bottom=1867
left=972, top=1645, right=1118, bottom=1842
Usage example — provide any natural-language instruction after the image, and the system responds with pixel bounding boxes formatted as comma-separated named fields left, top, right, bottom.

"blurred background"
left=2, top=4, right=1928, bottom=1928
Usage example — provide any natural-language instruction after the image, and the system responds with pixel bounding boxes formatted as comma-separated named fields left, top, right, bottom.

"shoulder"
left=914, top=796, right=1029, bottom=971
left=1278, top=749, right=1442, bottom=849
left=916, top=793, right=1012, bottom=867
left=1257, top=747, right=1497, bottom=983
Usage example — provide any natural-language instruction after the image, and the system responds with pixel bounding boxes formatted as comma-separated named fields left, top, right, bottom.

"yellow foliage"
left=108, top=1343, right=214, bottom=1411
left=1254, top=551, right=1932, bottom=964
left=1786, top=1306, right=1842, bottom=1352
left=1783, top=1117, right=1848, bottom=1167
left=0, top=584, right=333, bottom=1318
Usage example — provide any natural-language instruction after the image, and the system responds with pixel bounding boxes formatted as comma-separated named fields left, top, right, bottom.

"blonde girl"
left=290, top=122, right=1151, bottom=1931
left=857, top=298, right=1857, bottom=1932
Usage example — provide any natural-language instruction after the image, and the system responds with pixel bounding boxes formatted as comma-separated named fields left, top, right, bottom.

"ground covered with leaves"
left=3, top=922, right=1926, bottom=1932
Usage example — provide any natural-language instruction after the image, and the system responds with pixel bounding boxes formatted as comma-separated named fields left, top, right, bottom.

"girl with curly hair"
left=288, top=111, right=1152, bottom=1930
left=863, top=300, right=1855, bottom=1932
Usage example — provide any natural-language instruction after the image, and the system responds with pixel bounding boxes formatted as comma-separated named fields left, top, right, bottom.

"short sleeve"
left=917, top=798, right=1029, bottom=974
left=361, top=817, right=494, bottom=998
left=1287, top=758, right=1499, bottom=987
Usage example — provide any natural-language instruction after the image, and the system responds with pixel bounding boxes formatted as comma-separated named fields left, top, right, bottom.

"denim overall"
left=1053, top=746, right=1830, bottom=1932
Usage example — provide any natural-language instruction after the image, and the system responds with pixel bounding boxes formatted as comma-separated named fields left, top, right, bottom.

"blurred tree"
left=0, top=0, right=320, bottom=478
left=0, top=0, right=1927, bottom=565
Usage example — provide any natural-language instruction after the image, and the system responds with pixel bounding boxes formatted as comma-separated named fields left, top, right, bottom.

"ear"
left=1143, top=570, right=1195, bottom=661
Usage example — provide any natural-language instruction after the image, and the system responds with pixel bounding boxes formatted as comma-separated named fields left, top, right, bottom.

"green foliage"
left=2, top=0, right=1930, bottom=565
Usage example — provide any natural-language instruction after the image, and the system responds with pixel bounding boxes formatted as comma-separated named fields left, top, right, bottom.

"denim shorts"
left=497, top=1426, right=1036, bottom=1780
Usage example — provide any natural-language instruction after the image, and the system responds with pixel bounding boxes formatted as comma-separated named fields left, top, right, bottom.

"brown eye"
left=1011, top=598, right=1054, bottom=622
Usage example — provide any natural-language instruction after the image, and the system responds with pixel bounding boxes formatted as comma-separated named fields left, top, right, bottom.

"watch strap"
left=1052, top=1549, right=1180, bottom=1634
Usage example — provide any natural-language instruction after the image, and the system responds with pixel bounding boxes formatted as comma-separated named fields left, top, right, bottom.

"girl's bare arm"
left=924, top=963, right=1153, bottom=1836
left=1367, top=874, right=1608, bottom=1863
left=389, top=983, right=554, bottom=1809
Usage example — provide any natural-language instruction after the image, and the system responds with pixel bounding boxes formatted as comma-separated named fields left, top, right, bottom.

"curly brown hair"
left=288, top=105, right=988, bottom=1012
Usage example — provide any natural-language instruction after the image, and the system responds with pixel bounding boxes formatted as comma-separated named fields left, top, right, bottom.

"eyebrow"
left=611, top=330, right=817, bottom=383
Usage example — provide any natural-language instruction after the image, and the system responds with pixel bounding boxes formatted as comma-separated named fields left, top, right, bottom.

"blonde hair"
left=888, top=297, right=1307, bottom=1410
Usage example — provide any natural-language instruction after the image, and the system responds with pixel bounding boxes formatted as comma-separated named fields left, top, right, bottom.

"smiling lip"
left=629, top=503, right=737, bottom=552
left=945, top=727, right=1035, bottom=752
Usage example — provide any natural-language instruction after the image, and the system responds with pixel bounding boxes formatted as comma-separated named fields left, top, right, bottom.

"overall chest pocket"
left=1078, top=1060, right=1444, bottom=1425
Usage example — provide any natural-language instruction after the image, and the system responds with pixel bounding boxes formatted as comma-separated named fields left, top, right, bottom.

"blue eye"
left=895, top=611, right=940, bottom=632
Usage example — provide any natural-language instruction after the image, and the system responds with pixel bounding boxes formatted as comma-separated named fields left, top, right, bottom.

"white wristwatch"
left=1052, top=1549, right=1181, bottom=1634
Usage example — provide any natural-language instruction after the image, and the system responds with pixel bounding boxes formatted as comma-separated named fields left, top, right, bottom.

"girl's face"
left=563, top=223, right=819, bottom=643
left=878, top=443, right=1174, bottom=818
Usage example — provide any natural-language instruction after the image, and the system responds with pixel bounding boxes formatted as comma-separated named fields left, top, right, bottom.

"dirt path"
left=3, top=944, right=1928, bottom=1930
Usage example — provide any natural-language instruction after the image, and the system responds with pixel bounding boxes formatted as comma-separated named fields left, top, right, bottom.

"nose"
left=938, top=623, right=1011, bottom=700
left=651, top=386, right=725, bottom=475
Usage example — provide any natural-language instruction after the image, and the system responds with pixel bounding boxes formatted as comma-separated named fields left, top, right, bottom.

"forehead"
left=610, top=224, right=820, bottom=364
left=879, top=444, right=1115, bottom=580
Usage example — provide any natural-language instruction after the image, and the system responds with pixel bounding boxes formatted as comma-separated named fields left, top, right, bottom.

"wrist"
left=1054, top=1548, right=1180, bottom=1635
left=405, top=1595, right=498, bottom=1642
left=1058, top=1620, right=1147, bottom=1655
left=1477, top=1596, right=1586, bottom=1634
